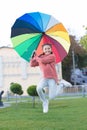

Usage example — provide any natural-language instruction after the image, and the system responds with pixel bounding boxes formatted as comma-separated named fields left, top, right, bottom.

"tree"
left=27, top=85, right=38, bottom=108
left=79, top=34, right=87, bottom=68
left=10, top=82, right=23, bottom=104
left=62, top=35, right=87, bottom=82
left=62, top=51, right=72, bottom=81
left=80, top=34, right=87, bottom=51
left=77, top=54, right=87, bottom=68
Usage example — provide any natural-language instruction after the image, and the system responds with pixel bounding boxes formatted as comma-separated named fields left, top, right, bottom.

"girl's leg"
left=36, top=78, right=48, bottom=103
left=48, top=79, right=64, bottom=99
left=48, top=79, right=57, bottom=100
left=37, top=78, right=49, bottom=113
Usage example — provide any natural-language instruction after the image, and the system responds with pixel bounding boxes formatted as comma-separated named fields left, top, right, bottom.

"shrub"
left=10, top=82, right=23, bottom=105
left=27, top=85, right=38, bottom=108
left=19, top=90, right=23, bottom=96
left=10, top=83, right=22, bottom=95
left=27, top=85, right=38, bottom=96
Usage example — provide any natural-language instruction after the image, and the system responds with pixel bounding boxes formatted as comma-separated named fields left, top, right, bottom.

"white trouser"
left=36, top=78, right=57, bottom=103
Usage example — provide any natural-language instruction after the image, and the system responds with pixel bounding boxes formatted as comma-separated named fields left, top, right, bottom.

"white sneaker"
left=43, top=100, right=49, bottom=113
left=60, top=79, right=72, bottom=88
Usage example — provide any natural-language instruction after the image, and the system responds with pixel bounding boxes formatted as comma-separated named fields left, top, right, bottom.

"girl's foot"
left=43, top=100, right=49, bottom=113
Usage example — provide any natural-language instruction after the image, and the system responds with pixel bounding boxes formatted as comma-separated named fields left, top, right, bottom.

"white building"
left=0, top=47, right=62, bottom=96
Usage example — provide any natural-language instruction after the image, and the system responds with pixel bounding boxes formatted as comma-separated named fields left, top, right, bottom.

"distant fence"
left=63, top=84, right=87, bottom=97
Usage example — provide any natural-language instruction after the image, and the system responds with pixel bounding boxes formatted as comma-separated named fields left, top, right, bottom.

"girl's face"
left=42, top=45, right=52, bottom=55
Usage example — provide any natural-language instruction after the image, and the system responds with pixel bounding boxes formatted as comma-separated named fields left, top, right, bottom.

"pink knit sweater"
left=30, top=53, right=58, bottom=83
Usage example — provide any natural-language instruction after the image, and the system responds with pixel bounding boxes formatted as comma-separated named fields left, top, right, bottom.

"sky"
left=0, top=0, right=87, bottom=47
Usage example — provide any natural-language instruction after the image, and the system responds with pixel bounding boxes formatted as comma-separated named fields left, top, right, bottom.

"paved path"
left=0, top=103, right=11, bottom=109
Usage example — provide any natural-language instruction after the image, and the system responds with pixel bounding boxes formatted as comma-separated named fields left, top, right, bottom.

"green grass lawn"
left=0, top=97, right=87, bottom=130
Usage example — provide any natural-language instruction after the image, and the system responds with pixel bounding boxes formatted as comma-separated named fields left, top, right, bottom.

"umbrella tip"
left=42, top=32, right=45, bottom=35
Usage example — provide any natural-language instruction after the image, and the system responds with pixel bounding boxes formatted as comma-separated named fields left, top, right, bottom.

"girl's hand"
left=35, top=56, right=40, bottom=62
left=57, top=82, right=59, bottom=85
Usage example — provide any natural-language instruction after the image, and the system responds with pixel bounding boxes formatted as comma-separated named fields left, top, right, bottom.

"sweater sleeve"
left=30, top=58, right=39, bottom=67
left=38, top=54, right=56, bottom=64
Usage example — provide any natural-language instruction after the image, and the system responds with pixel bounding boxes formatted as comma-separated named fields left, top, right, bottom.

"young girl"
left=30, top=43, right=60, bottom=113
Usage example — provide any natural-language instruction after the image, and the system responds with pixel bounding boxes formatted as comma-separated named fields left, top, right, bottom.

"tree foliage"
left=77, top=54, right=87, bottom=68
left=80, top=35, right=87, bottom=50
left=27, top=85, right=38, bottom=108
left=10, top=82, right=23, bottom=105
left=10, top=82, right=23, bottom=95
left=62, top=51, right=72, bottom=81
left=27, top=85, right=38, bottom=96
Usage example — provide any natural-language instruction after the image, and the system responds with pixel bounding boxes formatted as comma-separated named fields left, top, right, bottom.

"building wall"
left=0, top=47, right=62, bottom=96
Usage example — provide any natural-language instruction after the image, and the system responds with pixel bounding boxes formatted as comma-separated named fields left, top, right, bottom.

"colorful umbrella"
left=11, top=12, right=70, bottom=63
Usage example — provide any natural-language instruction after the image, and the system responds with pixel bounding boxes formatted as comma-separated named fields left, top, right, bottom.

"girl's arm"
left=30, top=57, right=39, bottom=67
left=36, top=54, right=56, bottom=64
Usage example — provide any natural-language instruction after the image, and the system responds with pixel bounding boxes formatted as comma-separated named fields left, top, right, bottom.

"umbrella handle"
left=31, top=51, right=36, bottom=58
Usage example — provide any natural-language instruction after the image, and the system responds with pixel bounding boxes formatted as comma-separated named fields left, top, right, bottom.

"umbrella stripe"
left=50, top=39, right=67, bottom=62
left=12, top=19, right=41, bottom=31
left=21, top=37, right=42, bottom=62
left=46, top=23, right=67, bottom=33
left=18, top=13, right=42, bottom=31
left=46, top=31, right=70, bottom=43
left=38, top=34, right=69, bottom=53
left=45, top=16, right=60, bottom=31
left=52, top=45, right=62, bottom=63
left=48, top=35, right=70, bottom=53
left=28, top=12, right=51, bottom=32
left=28, top=12, right=44, bottom=31
left=11, top=20, right=42, bottom=37
left=38, top=12, right=51, bottom=32
left=11, top=28, right=42, bottom=38
left=11, top=33, right=42, bottom=48
left=14, top=34, right=42, bottom=56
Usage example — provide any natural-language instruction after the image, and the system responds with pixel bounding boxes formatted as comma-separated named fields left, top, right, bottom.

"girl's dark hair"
left=42, top=43, right=52, bottom=48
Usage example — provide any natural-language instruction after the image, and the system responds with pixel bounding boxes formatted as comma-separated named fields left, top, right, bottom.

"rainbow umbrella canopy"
left=11, top=12, right=70, bottom=63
